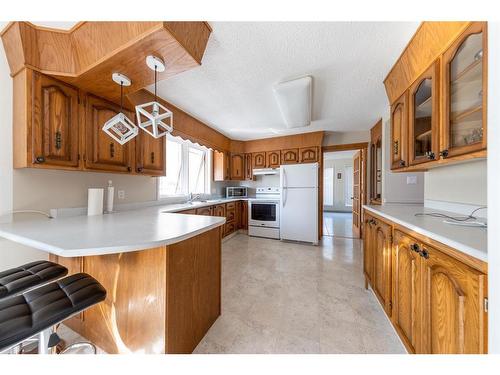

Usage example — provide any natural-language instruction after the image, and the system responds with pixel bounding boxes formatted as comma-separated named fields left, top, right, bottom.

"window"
left=323, top=167, right=334, bottom=206
left=158, top=135, right=211, bottom=198
left=344, top=165, right=353, bottom=207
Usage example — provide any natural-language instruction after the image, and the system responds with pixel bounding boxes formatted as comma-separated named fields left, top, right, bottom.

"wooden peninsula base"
left=50, top=226, right=222, bottom=354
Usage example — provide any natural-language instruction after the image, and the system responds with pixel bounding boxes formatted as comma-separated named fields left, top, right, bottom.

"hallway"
left=323, top=211, right=354, bottom=238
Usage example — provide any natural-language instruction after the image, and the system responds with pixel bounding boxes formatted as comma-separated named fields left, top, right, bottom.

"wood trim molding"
left=322, top=142, right=369, bottom=153
left=384, top=21, right=471, bottom=104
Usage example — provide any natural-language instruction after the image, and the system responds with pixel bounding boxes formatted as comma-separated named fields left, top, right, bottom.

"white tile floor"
left=60, top=234, right=405, bottom=354
left=193, top=234, right=405, bottom=354
left=323, top=211, right=354, bottom=238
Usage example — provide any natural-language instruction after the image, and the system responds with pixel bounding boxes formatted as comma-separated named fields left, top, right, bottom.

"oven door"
left=249, top=201, right=280, bottom=228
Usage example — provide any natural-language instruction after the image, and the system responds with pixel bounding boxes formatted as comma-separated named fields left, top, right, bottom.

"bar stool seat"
left=0, top=261, right=68, bottom=300
left=0, top=273, right=106, bottom=352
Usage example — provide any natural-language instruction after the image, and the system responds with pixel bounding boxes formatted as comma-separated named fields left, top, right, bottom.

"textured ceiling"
left=153, top=22, right=420, bottom=140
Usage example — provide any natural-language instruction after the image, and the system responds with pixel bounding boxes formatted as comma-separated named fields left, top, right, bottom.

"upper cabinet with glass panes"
left=442, top=22, right=487, bottom=158
left=408, top=61, right=439, bottom=166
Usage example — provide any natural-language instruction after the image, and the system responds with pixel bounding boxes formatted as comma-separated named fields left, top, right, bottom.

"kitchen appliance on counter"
left=280, top=163, right=319, bottom=245
left=226, top=186, right=248, bottom=198
left=248, top=187, right=281, bottom=239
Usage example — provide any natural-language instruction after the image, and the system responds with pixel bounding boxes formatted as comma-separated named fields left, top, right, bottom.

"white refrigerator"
left=280, top=162, right=319, bottom=245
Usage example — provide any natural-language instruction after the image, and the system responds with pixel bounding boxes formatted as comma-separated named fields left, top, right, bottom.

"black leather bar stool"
left=0, top=273, right=106, bottom=354
left=0, top=261, right=68, bottom=300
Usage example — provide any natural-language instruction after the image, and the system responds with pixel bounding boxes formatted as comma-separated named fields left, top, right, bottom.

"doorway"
left=321, top=143, right=368, bottom=239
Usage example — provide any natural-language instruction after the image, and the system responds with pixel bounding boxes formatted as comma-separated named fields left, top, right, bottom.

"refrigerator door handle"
left=283, top=188, right=287, bottom=207
left=283, top=169, right=287, bottom=188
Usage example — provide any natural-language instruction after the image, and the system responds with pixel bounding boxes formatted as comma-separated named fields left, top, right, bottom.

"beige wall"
left=424, top=160, right=487, bottom=206
left=13, top=169, right=157, bottom=212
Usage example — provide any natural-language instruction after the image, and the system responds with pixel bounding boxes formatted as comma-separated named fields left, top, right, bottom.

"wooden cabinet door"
left=420, top=244, right=487, bottom=354
left=391, top=92, right=408, bottom=169
left=441, top=22, right=487, bottom=158
left=84, top=94, right=134, bottom=173
left=240, top=201, right=248, bottom=229
left=281, top=148, right=299, bottom=164
left=179, top=209, right=196, bottom=214
left=135, top=131, right=165, bottom=176
left=213, top=150, right=228, bottom=181
left=372, top=217, right=392, bottom=315
left=31, top=72, right=80, bottom=168
left=196, top=206, right=213, bottom=216
left=408, top=62, right=440, bottom=166
left=363, top=214, right=375, bottom=285
left=244, top=153, right=253, bottom=180
left=266, top=150, right=280, bottom=168
left=392, top=230, right=422, bottom=354
left=299, top=147, right=319, bottom=163
left=212, top=204, right=226, bottom=217
left=230, top=153, right=245, bottom=180
left=252, top=152, right=266, bottom=169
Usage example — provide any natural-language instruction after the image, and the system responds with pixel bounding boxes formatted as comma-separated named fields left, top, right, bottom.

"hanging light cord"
left=120, top=81, right=124, bottom=112
left=154, top=65, right=158, bottom=102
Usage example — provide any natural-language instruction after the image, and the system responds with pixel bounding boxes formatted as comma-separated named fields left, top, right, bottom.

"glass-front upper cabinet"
left=408, top=62, right=439, bottom=166
left=390, top=92, right=408, bottom=169
left=442, top=22, right=487, bottom=158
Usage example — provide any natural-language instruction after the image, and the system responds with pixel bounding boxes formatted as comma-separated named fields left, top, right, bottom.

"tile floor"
left=193, top=234, right=405, bottom=354
left=323, top=211, right=354, bottom=238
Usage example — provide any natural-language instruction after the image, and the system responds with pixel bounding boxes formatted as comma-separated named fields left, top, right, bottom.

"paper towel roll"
left=88, top=188, right=104, bottom=216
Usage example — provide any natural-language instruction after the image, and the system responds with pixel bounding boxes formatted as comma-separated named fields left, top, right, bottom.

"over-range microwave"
left=226, top=187, right=248, bottom=198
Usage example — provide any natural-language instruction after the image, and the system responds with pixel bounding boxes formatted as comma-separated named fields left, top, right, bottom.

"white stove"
left=248, top=187, right=281, bottom=239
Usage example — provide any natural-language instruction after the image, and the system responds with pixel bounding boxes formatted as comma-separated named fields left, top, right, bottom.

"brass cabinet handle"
left=426, top=152, right=435, bottom=160
left=137, top=167, right=143, bottom=173
left=35, top=156, right=45, bottom=163
left=110, top=143, right=115, bottom=158
left=399, top=160, right=406, bottom=167
left=55, top=131, right=62, bottom=150
left=410, top=243, right=420, bottom=253
left=439, top=150, right=449, bottom=158
left=127, top=166, right=132, bottom=172
left=420, top=249, right=430, bottom=259
left=150, top=152, right=155, bottom=164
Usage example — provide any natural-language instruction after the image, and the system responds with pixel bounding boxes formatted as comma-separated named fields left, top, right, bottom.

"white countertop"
left=363, top=204, right=487, bottom=262
left=0, top=200, right=233, bottom=257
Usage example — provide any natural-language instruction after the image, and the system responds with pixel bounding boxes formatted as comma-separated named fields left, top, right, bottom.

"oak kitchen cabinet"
left=213, top=150, right=230, bottom=181
left=386, top=22, right=487, bottom=172
left=390, top=92, right=408, bottom=170
left=252, top=152, right=267, bottom=169
left=135, top=131, right=166, bottom=176
left=196, top=206, right=213, bottom=216
left=266, top=150, right=280, bottom=168
left=441, top=22, right=487, bottom=158
left=245, top=153, right=253, bottom=180
left=281, top=148, right=299, bottom=164
left=230, top=153, right=245, bottom=180
left=363, top=209, right=488, bottom=354
left=298, top=146, right=319, bottom=163
left=408, top=61, right=440, bottom=167
left=13, top=69, right=165, bottom=176
left=84, top=94, right=135, bottom=173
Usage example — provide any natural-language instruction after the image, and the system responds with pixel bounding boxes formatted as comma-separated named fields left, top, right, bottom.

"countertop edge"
left=0, top=218, right=225, bottom=258
left=363, top=205, right=487, bottom=263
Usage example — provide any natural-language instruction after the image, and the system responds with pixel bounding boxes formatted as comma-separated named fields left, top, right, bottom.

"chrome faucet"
left=187, top=193, right=202, bottom=203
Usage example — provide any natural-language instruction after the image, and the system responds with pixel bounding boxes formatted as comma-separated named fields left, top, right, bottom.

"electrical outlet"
left=406, top=175, right=417, bottom=185
left=118, top=190, right=125, bottom=200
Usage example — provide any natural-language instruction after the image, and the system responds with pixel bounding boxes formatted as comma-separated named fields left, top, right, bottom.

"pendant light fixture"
left=135, top=55, right=173, bottom=138
left=102, top=73, right=138, bottom=145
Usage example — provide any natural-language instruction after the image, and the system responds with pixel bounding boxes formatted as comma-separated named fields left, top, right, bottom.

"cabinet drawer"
left=225, top=222, right=236, bottom=236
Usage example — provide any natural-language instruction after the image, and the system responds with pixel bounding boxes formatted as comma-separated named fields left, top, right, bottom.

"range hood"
left=252, top=168, right=279, bottom=176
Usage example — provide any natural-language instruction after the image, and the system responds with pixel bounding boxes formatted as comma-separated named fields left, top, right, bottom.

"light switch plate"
left=118, top=190, right=125, bottom=200
left=406, top=175, right=418, bottom=185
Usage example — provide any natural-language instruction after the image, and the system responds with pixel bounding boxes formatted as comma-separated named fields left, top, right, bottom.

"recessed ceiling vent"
left=273, top=76, right=312, bottom=129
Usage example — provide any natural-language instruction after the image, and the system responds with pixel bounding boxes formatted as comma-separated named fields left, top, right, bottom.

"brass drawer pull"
left=55, top=131, right=62, bottom=150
